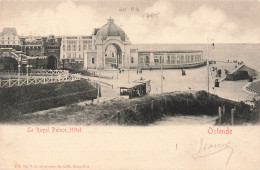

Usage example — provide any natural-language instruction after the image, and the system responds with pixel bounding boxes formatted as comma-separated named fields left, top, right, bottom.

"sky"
left=0, top=0, right=260, bottom=43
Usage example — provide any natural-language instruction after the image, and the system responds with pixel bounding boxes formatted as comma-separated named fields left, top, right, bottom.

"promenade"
left=85, top=61, right=259, bottom=103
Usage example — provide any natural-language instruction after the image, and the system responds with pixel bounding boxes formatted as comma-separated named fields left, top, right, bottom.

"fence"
left=218, top=106, right=236, bottom=126
left=0, top=69, right=69, bottom=76
left=84, top=77, right=113, bottom=89
left=94, top=99, right=158, bottom=125
left=0, top=70, right=18, bottom=75
left=0, top=73, right=81, bottom=88
left=31, top=69, right=69, bottom=75
left=94, top=94, right=252, bottom=126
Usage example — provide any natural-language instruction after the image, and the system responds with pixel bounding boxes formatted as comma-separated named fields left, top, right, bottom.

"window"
left=138, top=56, right=144, bottom=64
left=131, top=57, right=134, bottom=63
left=154, top=56, right=159, bottom=64
left=67, top=45, right=71, bottom=51
left=191, top=55, right=194, bottom=62
left=73, top=45, right=76, bottom=51
left=79, top=54, right=81, bottom=58
left=167, top=55, right=170, bottom=64
left=171, top=55, right=175, bottom=64
left=159, top=56, right=164, bottom=63
left=92, top=58, right=95, bottom=64
left=145, top=56, right=149, bottom=63
left=180, top=55, right=184, bottom=63
left=88, top=44, right=92, bottom=50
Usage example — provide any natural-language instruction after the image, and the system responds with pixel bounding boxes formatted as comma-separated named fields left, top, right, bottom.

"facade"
left=20, top=35, right=62, bottom=69
left=131, top=50, right=204, bottom=69
left=82, top=18, right=131, bottom=69
left=0, top=28, right=20, bottom=50
left=81, top=18, right=205, bottom=69
left=0, top=19, right=205, bottom=71
left=0, top=48, right=26, bottom=70
left=60, top=35, right=94, bottom=63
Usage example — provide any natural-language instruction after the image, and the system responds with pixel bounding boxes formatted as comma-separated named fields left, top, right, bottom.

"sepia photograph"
left=0, top=0, right=259, bottom=169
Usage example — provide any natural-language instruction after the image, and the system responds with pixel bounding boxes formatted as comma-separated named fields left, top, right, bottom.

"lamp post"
left=18, top=64, right=20, bottom=76
left=128, top=56, right=130, bottom=83
left=207, top=38, right=214, bottom=96
left=161, top=56, right=163, bottom=94
left=207, top=38, right=210, bottom=97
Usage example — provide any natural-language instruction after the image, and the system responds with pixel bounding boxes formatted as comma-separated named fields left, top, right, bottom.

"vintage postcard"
left=0, top=0, right=259, bottom=169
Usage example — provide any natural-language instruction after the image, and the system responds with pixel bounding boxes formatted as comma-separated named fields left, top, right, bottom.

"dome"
left=97, top=18, right=126, bottom=41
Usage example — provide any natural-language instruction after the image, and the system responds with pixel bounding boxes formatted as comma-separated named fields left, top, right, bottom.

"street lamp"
left=128, top=56, right=130, bottom=83
left=160, top=56, right=163, bottom=94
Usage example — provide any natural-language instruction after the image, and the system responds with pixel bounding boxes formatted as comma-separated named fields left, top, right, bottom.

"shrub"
left=0, top=79, right=97, bottom=122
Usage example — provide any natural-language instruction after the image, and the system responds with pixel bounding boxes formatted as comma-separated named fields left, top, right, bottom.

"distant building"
left=0, top=19, right=206, bottom=71
left=19, top=35, right=62, bottom=69
left=80, top=18, right=205, bottom=69
left=0, top=27, right=20, bottom=49
left=130, top=49, right=204, bottom=69
left=60, top=34, right=96, bottom=63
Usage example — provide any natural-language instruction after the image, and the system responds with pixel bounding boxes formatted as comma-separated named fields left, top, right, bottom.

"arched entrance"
left=47, top=56, right=57, bottom=69
left=104, top=43, right=122, bottom=69
left=0, top=57, right=18, bottom=70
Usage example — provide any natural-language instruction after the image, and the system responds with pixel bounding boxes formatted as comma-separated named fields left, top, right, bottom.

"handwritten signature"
left=142, top=12, right=160, bottom=19
left=193, top=138, right=233, bottom=167
left=119, top=6, right=139, bottom=12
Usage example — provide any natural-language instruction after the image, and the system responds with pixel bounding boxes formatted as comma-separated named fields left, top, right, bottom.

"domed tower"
left=95, top=17, right=131, bottom=69
left=96, top=18, right=128, bottom=42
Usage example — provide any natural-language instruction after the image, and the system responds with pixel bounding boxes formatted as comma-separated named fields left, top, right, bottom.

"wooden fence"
left=0, top=69, right=69, bottom=76
left=31, top=69, right=69, bottom=75
left=0, top=73, right=81, bottom=88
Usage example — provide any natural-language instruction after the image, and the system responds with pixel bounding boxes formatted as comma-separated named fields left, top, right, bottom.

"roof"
left=247, top=81, right=260, bottom=94
left=130, top=44, right=204, bottom=52
left=1, top=27, right=18, bottom=36
left=137, top=50, right=203, bottom=53
left=232, top=65, right=258, bottom=77
left=93, top=28, right=100, bottom=35
left=119, top=82, right=143, bottom=89
left=96, top=18, right=126, bottom=41
left=119, top=79, right=150, bottom=88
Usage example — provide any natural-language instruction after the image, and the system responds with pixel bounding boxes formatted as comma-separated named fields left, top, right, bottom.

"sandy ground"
left=87, top=62, right=258, bottom=103
left=152, top=115, right=218, bottom=126
left=9, top=61, right=258, bottom=125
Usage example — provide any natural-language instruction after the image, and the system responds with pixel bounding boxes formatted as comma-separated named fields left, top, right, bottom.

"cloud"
left=1, top=0, right=259, bottom=43
left=117, top=1, right=260, bottom=43
left=7, top=0, right=104, bottom=36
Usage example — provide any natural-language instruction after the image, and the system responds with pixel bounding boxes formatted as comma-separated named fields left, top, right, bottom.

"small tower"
left=41, top=37, right=47, bottom=56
